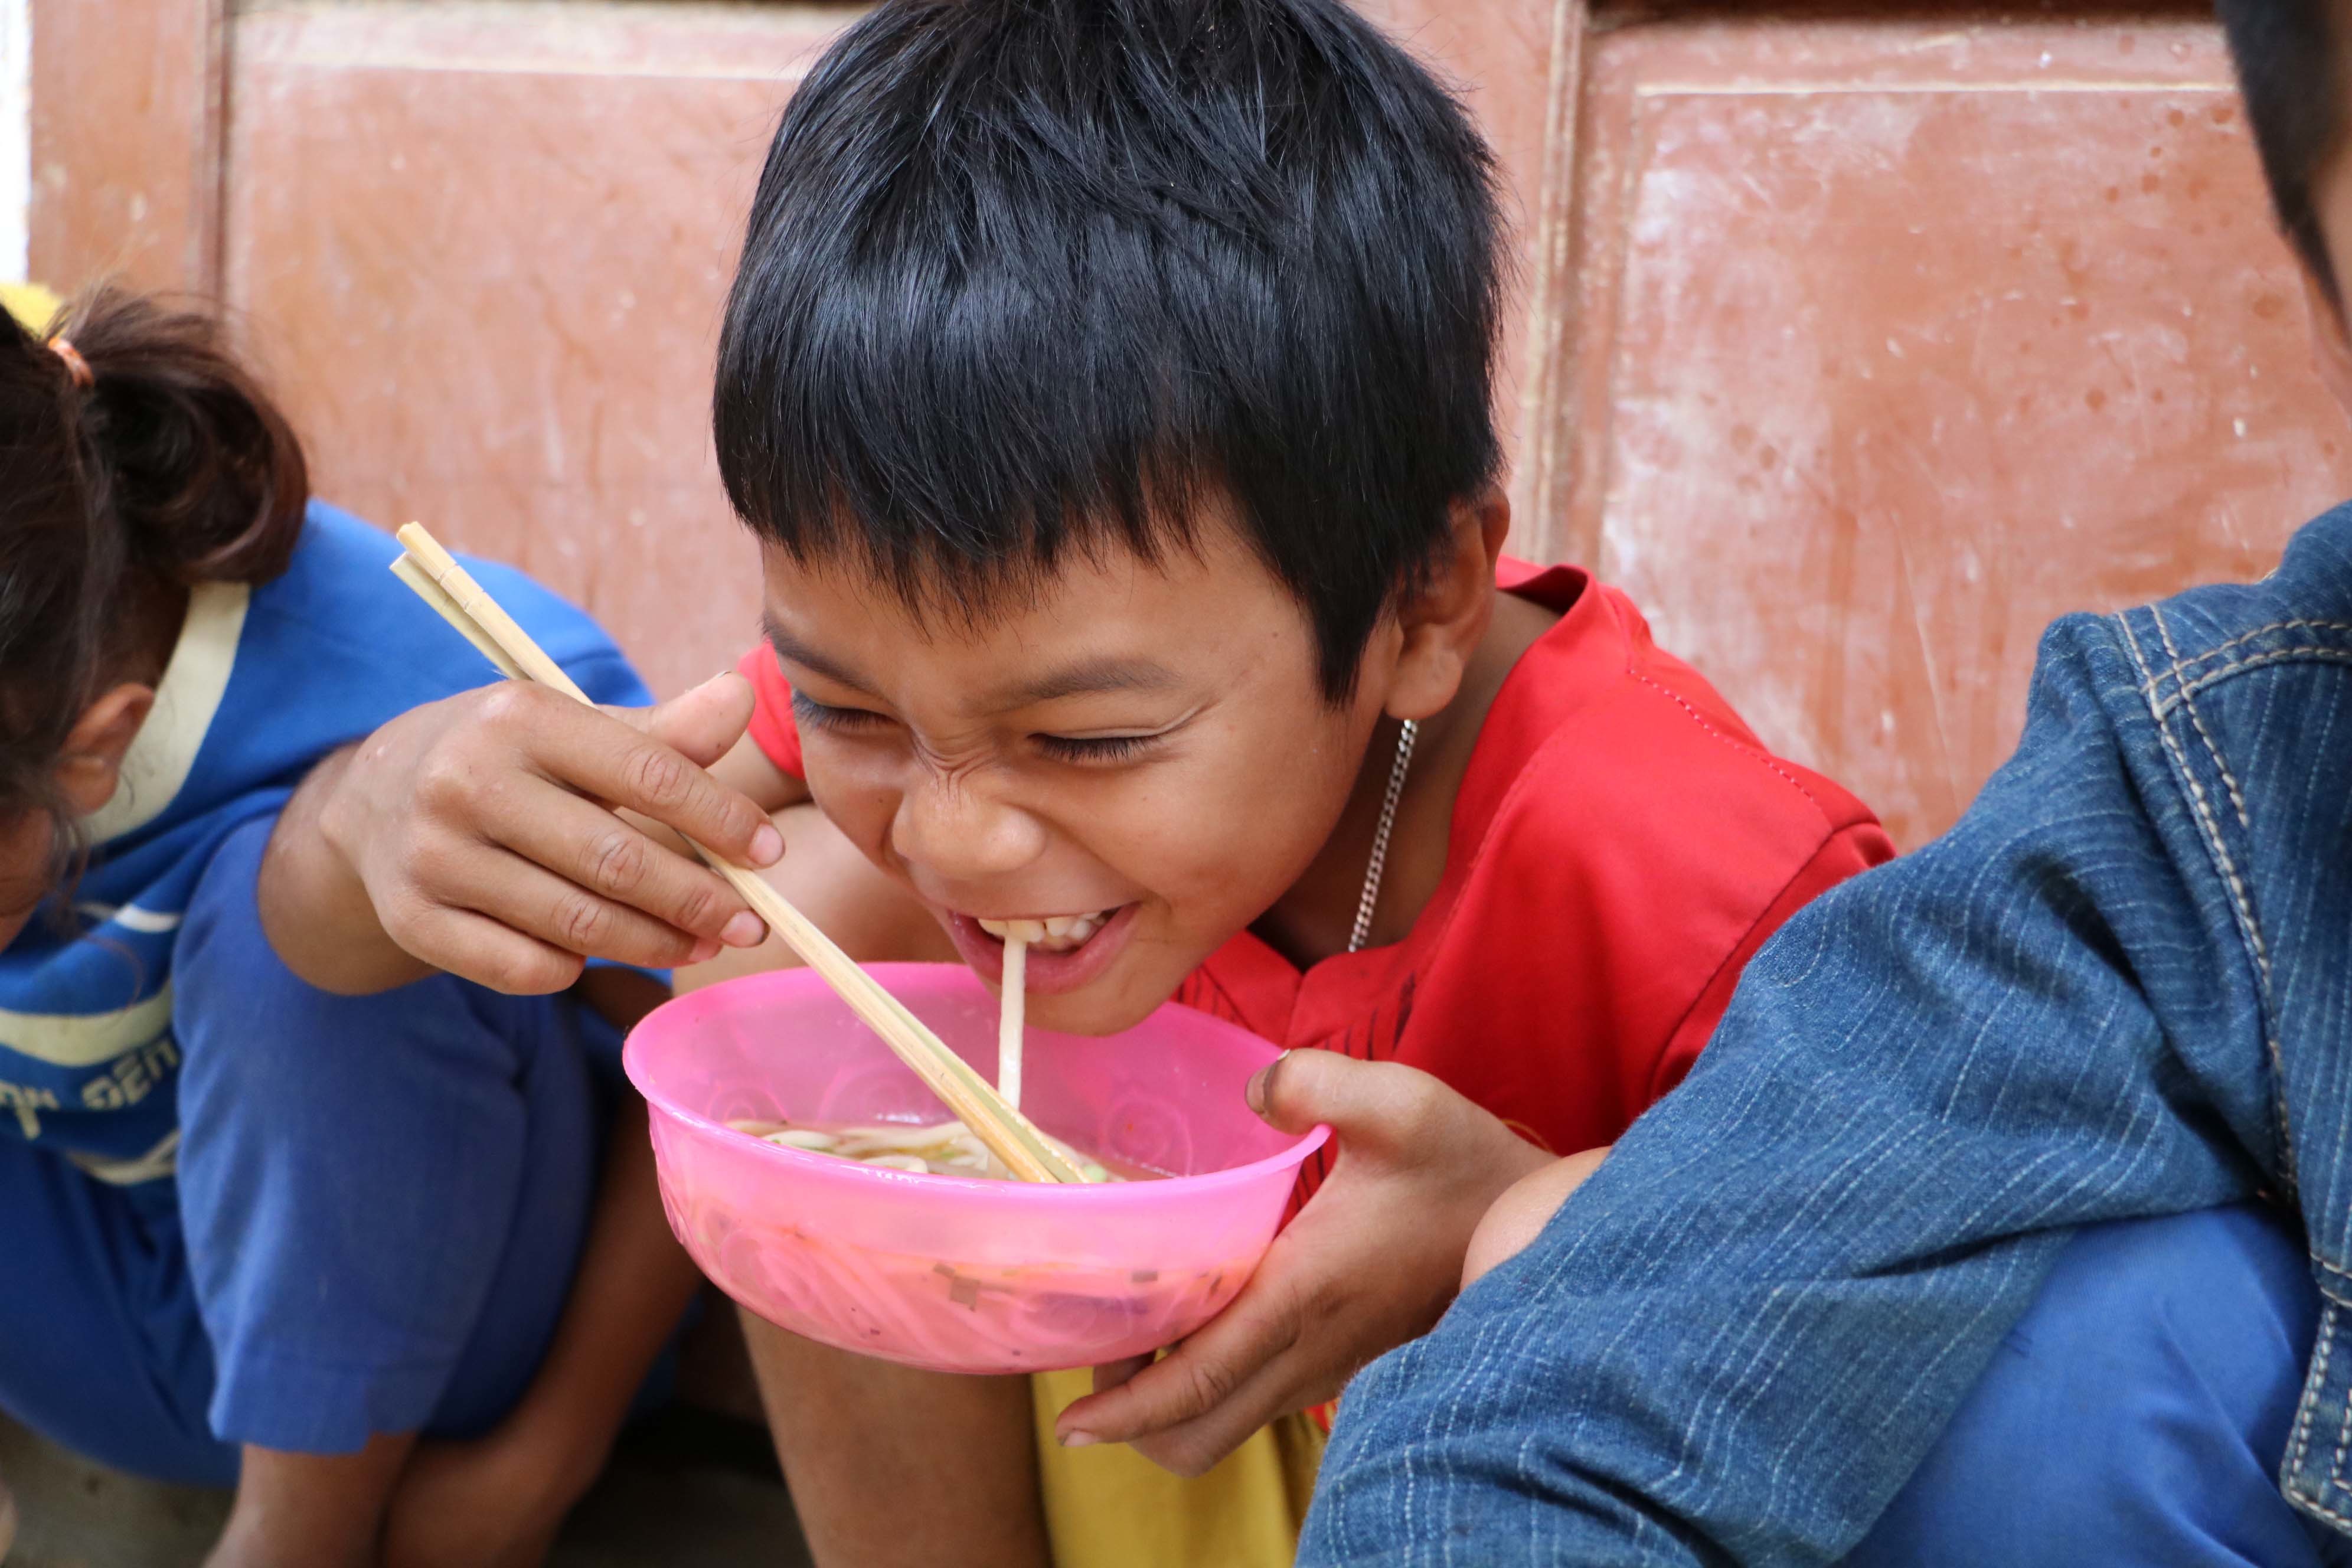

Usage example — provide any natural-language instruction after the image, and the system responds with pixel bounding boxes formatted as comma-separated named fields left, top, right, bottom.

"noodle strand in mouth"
left=999, top=936, right=1028, bottom=1110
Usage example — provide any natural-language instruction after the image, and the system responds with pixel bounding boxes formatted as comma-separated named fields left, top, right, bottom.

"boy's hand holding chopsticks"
left=300, top=524, right=1077, bottom=1180
left=260, top=669, right=778, bottom=998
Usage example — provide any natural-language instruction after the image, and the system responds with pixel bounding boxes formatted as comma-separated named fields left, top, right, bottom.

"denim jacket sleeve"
left=1300, top=535, right=2352, bottom=1566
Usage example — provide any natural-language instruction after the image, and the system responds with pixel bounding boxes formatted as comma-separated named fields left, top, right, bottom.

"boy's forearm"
left=259, top=746, right=435, bottom=995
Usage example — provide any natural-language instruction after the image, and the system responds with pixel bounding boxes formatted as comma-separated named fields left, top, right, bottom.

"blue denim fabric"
left=1301, top=505, right=2352, bottom=1566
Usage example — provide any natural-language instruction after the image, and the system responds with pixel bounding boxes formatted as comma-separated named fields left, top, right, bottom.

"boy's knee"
left=1850, top=1206, right=2330, bottom=1567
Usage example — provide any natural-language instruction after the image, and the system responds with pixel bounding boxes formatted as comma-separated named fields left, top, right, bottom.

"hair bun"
left=58, top=286, right=309, bottom=585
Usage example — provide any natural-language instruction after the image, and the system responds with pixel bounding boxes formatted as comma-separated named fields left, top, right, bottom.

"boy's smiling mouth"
left=944, top=904, right=1142, bottom=995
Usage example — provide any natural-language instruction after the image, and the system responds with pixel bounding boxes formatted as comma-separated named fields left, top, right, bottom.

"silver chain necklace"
left=1347, top=717, right=1419, bottom=953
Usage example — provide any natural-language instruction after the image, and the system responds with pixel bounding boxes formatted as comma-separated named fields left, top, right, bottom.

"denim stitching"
left=2297, top=1407, right=2352, bottom=1534
left=2118, top=614, right=2299, bottom=1186
left=2143, top=606, right=2305, bottom=1182
left=2298, top=1492, right=2352, bottom=1532
left=2170, top=648, right=2352, bottom=714
left=2152, top=605, right=2252, bottom=831
left=2293, top=1304, right=2334, bottom=1486
left=2335, top=1346, right=2352, bottom=1495
left=2153, top=618, right=2352, bottom=685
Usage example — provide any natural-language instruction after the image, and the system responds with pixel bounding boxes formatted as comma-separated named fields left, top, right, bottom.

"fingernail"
left=721, top=910, right=766, bottom=948
left=750, top=823, right=784, bottom=867
left=1060, top=1430, right=1098, bottom=1449
left=688, top=936, right=720, bottom=965
left=1246, top=1051, right=1288, bottom=1118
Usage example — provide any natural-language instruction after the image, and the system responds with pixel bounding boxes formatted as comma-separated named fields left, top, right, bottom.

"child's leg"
left=1847, top=1204, right=2352, bottom=1567
left=698, top=803, right=1040, bottom=1567
left=383, top=1083, right=707, bottom=1568
left=171, top=816, right=606, bottom=1554
left=744, top=1318, right=1049, bottom=1567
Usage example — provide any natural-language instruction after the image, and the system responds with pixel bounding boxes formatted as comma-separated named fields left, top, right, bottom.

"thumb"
left=628, top=671, right=755, bottom=770
left=1245, top=1048, right=1443, bottom=1150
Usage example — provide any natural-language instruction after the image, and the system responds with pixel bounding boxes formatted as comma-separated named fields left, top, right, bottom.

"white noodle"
left=999, top=936, right=1027, bottom=1110
left=725, top=1115, right=1116, bottom=1183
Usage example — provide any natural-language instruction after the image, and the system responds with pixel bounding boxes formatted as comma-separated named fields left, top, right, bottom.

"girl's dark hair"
left=1, top=286, right=309, bottom=857
left=2218, top=0, right=2346, bottom=302
left=715, top=0, right=1505, bottom=701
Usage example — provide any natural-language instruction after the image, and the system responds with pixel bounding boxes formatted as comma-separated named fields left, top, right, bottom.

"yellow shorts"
left=1031, top=1367, right=1325, bottom=1568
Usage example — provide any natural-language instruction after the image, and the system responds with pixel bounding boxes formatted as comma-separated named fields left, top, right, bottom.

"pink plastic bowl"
left=625, top=963, right=1327, bottom=1374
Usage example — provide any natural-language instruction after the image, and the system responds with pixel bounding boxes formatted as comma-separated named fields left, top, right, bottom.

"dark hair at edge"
left=714, top=0, right=1506, bottom=701
left=0, top=285, right=308, bottom=881
left=2219, top=0, right=2347, bottom=302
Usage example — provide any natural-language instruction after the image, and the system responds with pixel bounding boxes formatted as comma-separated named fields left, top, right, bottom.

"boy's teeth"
left=977, top=917, right=1047, bottom=942
left=975, top=911, right=1110, bottom=952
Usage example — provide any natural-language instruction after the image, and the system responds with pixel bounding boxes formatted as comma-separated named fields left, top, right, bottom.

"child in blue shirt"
left=0, top=286, right=703, bottom=1564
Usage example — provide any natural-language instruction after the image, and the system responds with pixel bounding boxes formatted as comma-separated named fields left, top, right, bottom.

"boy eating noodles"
left=256, top=0, right=1893, bottom=1561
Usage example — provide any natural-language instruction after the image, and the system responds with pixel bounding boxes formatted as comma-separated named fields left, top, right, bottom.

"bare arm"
left=514, top=969, right=709, bottom=1474
left=377, top=968, right=712, bottom=1568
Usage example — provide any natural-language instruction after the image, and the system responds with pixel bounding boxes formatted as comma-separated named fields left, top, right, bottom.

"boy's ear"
left=1386, top=486, right=1510, bottom=721
left=2299, top=262, right=2352, bottom=421
left=55, top=684, right=156, bottom=817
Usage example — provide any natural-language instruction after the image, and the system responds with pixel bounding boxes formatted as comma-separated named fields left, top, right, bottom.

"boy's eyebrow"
left=762, top=612, right=1177, bottom=706
left=762, top=615, right=874, bottom=694
left=1005, top=657, right=1180, bottom=705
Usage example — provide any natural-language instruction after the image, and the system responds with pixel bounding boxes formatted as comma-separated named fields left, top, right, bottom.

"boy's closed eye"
left=790, top=691, right=891, bottom=736
left=1030, top=731, right=1166, bottom=765
left=791, top=691, right=1172, bottom=767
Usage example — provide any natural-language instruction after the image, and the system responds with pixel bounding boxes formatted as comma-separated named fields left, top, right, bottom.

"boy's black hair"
left=2218, top=0, right=2346, bottom=302
left=714, top=0, right=1504, bottom=701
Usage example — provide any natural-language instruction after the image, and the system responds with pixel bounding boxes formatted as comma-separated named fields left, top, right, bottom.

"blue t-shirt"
left=0, top=503, right=654, bottom=1182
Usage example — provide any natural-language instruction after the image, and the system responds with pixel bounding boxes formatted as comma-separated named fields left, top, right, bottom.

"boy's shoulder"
left=1392, top=565, right=1896, bottom=1142
left=1464, top=566, right=1885, bottom=880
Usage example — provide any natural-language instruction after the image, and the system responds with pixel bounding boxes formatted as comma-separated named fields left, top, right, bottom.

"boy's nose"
left=888, top=768, right=1049, bottom=884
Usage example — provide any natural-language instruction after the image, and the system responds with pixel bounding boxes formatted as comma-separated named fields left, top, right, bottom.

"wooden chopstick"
left=389, top=523, right=1083, bottom=1185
